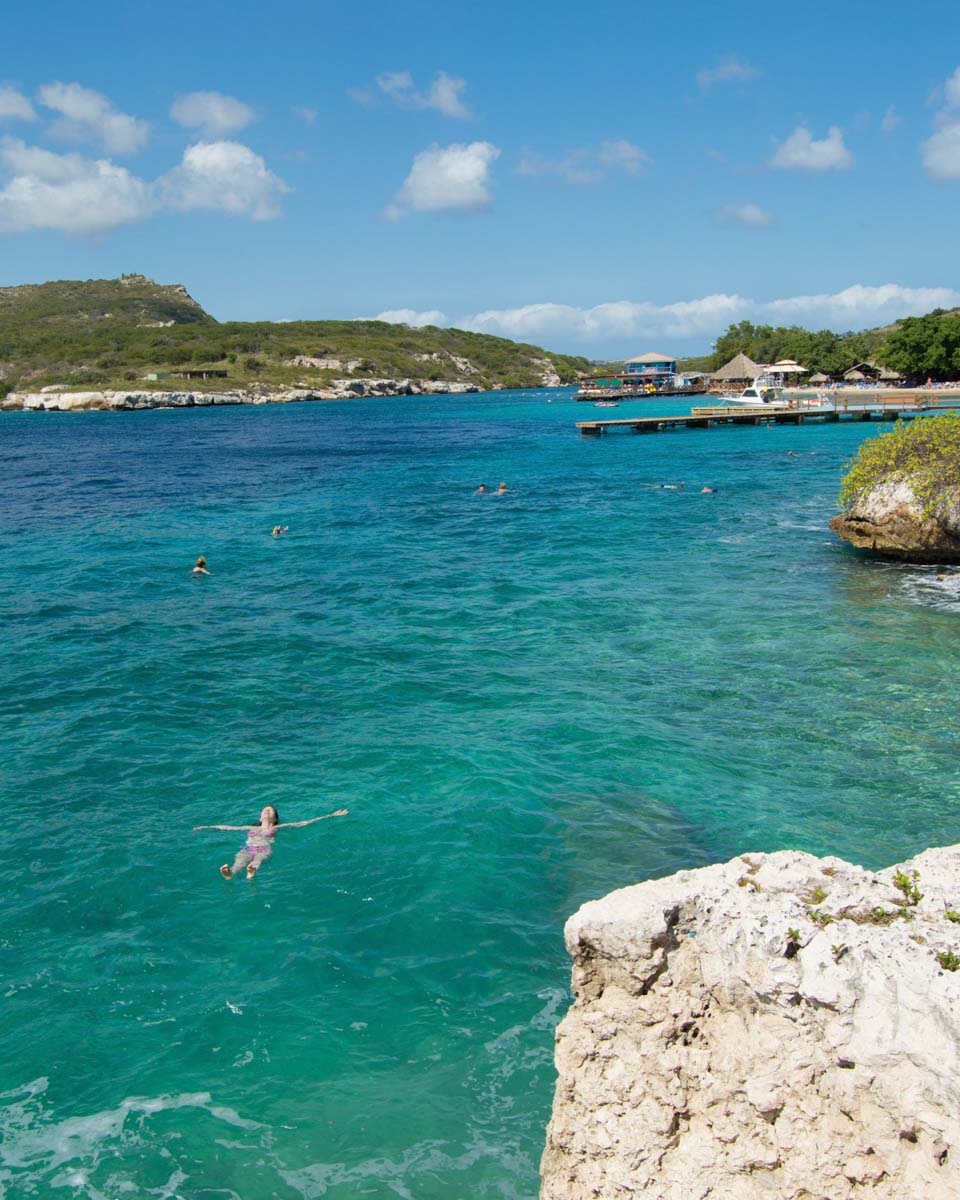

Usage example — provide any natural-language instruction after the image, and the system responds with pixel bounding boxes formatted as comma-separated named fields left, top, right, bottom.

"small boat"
left=719, top=384, right=784, bottom=407
left=594, top=400, right=619, bottom=408
left=719, top=372, right=833, bottom=414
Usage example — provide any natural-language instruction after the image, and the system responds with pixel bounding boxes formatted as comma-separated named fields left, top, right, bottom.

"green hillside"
left=0, top=275, right=592, bottom=395
left=703, top=309, right=960, bottom=380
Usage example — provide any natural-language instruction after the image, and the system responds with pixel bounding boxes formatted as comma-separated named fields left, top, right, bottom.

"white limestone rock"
left=831, top=476, right=960, bottom=562
left=541, top=846, right=960, bottom=1199
left=3, top=379, right=482, bottom=412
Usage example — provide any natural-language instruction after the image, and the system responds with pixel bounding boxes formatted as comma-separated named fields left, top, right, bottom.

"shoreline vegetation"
left=3, top=274, right=959, bottom=412
left=0, top=274, right=591, bottom=404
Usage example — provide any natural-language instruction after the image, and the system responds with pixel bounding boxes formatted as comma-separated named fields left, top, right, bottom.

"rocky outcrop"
left=830, top=478, right=960, bottom=562
left=286, top=355, right=363, bottom=371
left=541, top=846, right=960, bottom=1199
left=2, top=379, right=482, bottom=412
left=534, top=357, right=563, bottom=388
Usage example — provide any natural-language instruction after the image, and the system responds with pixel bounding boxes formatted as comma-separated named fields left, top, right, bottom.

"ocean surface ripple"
left=2, top=390, right=959, bottom=1197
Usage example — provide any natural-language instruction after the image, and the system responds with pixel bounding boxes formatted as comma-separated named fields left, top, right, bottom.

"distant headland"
left=0, top=274, right=591, bottom=411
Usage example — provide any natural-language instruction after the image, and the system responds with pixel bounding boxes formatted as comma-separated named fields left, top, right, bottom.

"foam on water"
left=2, top=390, right=959, bottom=1197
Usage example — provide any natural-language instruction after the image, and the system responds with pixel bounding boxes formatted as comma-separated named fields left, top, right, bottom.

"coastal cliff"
left=1, top=378, right=481, bottom=412
left=831, top=414, right=960, bottom=561
left=541, top=847, right=960, bottom=1199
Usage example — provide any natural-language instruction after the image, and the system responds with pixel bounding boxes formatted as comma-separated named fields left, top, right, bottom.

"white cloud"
left=519, top=139, right=648, bottom=184
left=596, top=139, right=648, bottom=174
left=38, top=81, right=148, bottom=155
left=293, top=105, right=318, bottom=124
left=0, top=137, right=150, bottom=234
left=0, top=86, right=36, bottom=122
left=696, top=56, right=760, bottom=90
left=364, top=69, right=471, bottom=118
left=764, top=283, right=960, bottom=325
left=716, top=202, right=772, bottom=227
left=420, top=72, right=470, bottom=119
left=921, top=69, right=960, bottom=179
left=375, top=308, right=448, bottom=327
left=157, top=140, right=289, bottom=220
left=170, top=91, right=255, bottom=138
left=945, top=67, right=960, bottom=110
left=370, top=284, right=960, bottom=349
left=921, top=122, right=960, bottom=179
left=386, top=141, right=499, bottom=219
left=770, top=125, right=852, bottom=170
left=518, top=149, right=600, bottom=184
left=881, top=105, right=902, bottom=135
left=376, top=70, right=414, bottom=98
left=0, top=134, right=290, bottom=236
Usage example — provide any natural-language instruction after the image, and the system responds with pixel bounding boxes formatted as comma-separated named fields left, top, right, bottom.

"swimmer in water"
left=194, top=804, right=349, bottom=880
left=192, top=556, right=210, bottom=576
left=701, top=486, right=715, bottom=494
left=660, top=482, right=685, bottom=490
left=496, top=482, right=510, bottom=494
left=475, top=484, right=486, bottom=494
left=272, top=525, right=289, bottom=537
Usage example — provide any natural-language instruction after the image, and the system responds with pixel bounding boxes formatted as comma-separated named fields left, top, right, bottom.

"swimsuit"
left=244, top=832, right=275, bottom=858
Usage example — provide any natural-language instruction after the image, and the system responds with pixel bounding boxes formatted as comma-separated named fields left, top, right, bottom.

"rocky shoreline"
left=0, top=378, right=486, bottom=413
left=542, top=845, right=960, bottom=1199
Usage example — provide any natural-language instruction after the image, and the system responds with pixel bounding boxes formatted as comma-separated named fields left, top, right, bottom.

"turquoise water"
left=3, top=388, right=960, bottom=1199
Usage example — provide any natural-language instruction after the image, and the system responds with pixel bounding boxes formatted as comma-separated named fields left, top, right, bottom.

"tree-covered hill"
left=0, top=274, right=592, bottom=395
left=705, top=308, right=960, bottom=381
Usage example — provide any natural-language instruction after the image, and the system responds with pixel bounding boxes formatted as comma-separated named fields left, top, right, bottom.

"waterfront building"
left=624, top=352, right=677, bottom=377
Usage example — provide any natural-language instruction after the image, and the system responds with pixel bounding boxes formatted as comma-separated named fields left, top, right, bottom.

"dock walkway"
left=577, top=391, right=960, bottom=436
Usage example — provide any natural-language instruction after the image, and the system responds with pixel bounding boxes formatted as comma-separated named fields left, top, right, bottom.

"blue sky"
left=1, top=0, right=959, bottom=358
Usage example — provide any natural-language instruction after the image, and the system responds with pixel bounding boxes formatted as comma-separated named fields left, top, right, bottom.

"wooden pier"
left=577, top=391, right=960, bottom=436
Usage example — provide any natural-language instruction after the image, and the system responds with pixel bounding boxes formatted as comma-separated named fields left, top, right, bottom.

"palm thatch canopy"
left=844, top=369, right=867, bottom=382
left=712, top=351, right=760, bottom=381
left=768, top=360, right=808, bottom=374
left=808, top=372, right=830, bottom=383
left=878, top=365, right=903, bottom=381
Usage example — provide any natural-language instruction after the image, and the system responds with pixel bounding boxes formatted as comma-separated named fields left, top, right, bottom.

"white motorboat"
left=719, top=371, right=833, bottom=413
left=719, top=383, right=784, bottom=407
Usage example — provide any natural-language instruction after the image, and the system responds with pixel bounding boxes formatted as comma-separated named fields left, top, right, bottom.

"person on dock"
left=194, top=804, right=349, bottom=880
left=192, top=556, right=211, bottom=576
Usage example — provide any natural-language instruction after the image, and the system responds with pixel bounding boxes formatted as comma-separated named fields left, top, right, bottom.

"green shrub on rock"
left=839, top=415, right=960, bottom=517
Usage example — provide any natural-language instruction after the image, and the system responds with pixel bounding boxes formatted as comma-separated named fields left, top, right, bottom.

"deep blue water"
left=2, top=388, right=959, bottom=1198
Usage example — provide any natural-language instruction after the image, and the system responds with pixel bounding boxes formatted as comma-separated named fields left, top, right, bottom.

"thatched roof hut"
left=844, top=360, right=901, bottom=383
left=808, top=372, right=830, bottom=384
left=712, top=352, right=760, bottom=382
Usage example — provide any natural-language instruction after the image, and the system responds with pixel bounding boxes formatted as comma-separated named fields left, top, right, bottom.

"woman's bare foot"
left=246, top=864, right=257, bottom=880
left=220, top=864, right=232, bottom=879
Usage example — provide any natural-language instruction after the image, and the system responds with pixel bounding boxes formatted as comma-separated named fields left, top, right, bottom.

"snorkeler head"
left=259, top=805, right=280, bottom=826
left=196, top=556, right=206, bottom=567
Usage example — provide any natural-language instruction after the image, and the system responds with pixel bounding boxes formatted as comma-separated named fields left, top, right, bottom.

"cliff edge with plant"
left=830, top=415, right=960, bottom=561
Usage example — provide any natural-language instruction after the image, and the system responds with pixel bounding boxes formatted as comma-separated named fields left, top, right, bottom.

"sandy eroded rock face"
left=541, top=846, right=960, bottom=1199
left=830, top=477, right=960, bottom=562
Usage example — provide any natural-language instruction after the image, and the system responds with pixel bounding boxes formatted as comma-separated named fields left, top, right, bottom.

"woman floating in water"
left=194, top=804, right=348, bottom=879
left=192, top=556, right=211, bottom=576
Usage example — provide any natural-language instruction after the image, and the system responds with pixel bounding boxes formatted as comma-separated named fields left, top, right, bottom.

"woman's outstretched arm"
left=193, top=824, right=252, bottom=831
left=278, top=809, right=349, bottom=829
